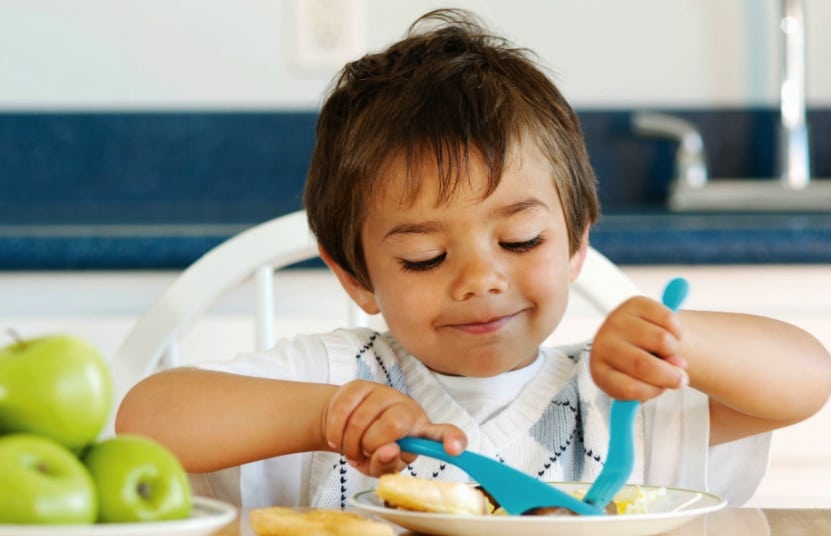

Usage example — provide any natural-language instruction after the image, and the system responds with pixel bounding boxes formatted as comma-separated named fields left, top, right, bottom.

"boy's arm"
left=116, top=368, right=466, bottom=475
left=679, top=310, right=831, bottom=445
left=590, top=298, right=831, bottom=446
left=115, top=368, right=339, bottom=472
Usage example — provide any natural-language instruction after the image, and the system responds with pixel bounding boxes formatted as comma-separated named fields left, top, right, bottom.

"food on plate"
left=249, top=506, right=395, bottom=536
left=376, top=473, right=493, bottom=515
left=519, top=484, right=664, bottom=516
left=470, top=485, right=614, bottom=516
left=523, top=501, right=617, bottom=516
left=375, top=474, right=666, bottom=517
left=607, top=485, right=666, bottom=515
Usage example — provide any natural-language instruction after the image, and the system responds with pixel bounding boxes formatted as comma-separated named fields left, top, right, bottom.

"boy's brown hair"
left=304, top=8, right=598, bottom=290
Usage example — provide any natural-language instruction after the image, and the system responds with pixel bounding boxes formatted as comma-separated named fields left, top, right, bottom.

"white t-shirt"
left=190, top=328, right=770, bottom=509
left=432, top=354, right=545, bottom=422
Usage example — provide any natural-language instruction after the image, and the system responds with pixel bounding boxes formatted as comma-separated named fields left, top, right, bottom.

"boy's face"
left=335, top=143, right=587, bottom=377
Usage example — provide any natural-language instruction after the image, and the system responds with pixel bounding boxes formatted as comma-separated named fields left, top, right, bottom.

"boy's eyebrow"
left=383, top=199, right=548, bottom=241
left=492, top=198, right=550, bottom=218
left=384, top=221, right=445, bottom=240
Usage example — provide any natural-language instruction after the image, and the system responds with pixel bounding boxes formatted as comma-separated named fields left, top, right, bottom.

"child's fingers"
left=324, top=381, right=374, bottom=459
left=633, top=297, right=684, bottom=336
left=594, top=344, right=688, bottom=398
left=415, top=423, right=467, bottom=456
left=621, top=344, right=688, bottom=389
left=595, top=365, right=667, bottom=401
left=364, top=423, right=467, bottom=477
left=357, top=400, right=421, bottom=457
left=339, top=386, right=434, bottom=464
left=364, top=423, right=468, bottom=477
left=366, top=442, right=408, bottom=477
left=337, top=389, right=401, bottom=463
left=356, top=402, right=463, bottom=455
left=325, top=381, right=467, bottom=476
left=605, top=313, right=682, bottom=361
left=663, top=354, right=688, bottom=369
left=612, top=297, right=683, bottom=342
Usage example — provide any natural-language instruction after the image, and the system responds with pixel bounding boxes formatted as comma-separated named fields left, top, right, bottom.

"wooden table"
left=216, top=507, right=831, bottom=535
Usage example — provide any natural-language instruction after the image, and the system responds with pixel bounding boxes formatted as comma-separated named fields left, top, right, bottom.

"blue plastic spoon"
left=396, top=437, right=603, bottom=515
left=582, top=277, right=690, bottom=511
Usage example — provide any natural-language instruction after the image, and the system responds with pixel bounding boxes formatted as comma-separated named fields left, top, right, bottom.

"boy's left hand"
left=590, top=296, right=689, bottom=401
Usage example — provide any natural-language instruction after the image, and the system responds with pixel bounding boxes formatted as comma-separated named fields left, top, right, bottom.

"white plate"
left=350, top=482, right=726, bottom=536
left=0, top=496, right=237, bottom=536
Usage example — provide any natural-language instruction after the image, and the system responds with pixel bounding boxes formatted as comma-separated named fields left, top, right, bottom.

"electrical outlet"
left=293, top=0, right=365, bottom=71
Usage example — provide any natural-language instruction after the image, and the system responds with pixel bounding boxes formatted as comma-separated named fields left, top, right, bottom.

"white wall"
left=0, top=0, right=828, bottom=110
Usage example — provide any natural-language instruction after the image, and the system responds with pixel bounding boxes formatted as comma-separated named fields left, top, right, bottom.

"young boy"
left=116, top=9, right=831, bottom=510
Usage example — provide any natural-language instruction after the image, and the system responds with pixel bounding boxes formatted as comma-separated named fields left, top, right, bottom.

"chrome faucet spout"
left=779, top=0, right=810, bottom=189
left=632, top=112, right=708, bottom=188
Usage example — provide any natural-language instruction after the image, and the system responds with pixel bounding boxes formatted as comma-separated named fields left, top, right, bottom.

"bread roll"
left=249, top=506, right=394, bottom=536
left=376, top=473, right=493, bottom=515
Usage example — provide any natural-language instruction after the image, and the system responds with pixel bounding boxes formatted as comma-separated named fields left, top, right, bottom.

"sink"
left=669, top=179, right=831, bottom=211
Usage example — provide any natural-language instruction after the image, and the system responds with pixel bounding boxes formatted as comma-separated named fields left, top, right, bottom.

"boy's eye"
left=399, top=253, right=446, bottom=272
left=501, top=235, right=544, bottom=253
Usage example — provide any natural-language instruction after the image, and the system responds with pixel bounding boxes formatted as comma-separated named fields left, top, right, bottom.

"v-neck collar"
left=395, top=342, right=580, bottom=454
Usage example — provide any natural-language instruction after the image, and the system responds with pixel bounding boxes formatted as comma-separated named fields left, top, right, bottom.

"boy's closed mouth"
left=442, top=311, right=521, bottom=335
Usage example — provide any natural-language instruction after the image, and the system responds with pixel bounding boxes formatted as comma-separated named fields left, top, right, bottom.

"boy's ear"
left=318, top=245, right=380, bottom=315
left=567, top=227, right=591, bottom=282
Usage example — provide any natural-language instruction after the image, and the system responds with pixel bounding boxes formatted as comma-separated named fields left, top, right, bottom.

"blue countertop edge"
left=590, top=213, right=831, bottom=265
left=1, top=213, right=829, bottom=269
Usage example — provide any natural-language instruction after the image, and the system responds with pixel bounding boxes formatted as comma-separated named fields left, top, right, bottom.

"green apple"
left=0, top=433, right=97, bottom=524
left=0, top=332, right=112, bottom=450
left=83, top=434, right=191, bottom=523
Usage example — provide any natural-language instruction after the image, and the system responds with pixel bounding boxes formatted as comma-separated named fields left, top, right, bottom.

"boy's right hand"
left=322, top=380, right=466, bottom=477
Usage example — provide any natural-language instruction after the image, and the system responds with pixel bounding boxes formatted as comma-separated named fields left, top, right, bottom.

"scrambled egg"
left=490, top=485, right=666, bottom=516
left=609, top=485, right=666, bottom=515
left=567, top=485, right=666, bottom=515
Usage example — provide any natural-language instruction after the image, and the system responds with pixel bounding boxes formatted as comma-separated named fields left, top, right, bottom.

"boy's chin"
left=426, top=357, right=538, bottom=377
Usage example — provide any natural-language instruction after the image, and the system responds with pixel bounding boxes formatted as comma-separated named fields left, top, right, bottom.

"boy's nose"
left=450, top=253, right=508, bottom=300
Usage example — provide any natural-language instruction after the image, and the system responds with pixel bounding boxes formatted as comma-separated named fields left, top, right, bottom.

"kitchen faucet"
left=779, top=0, right=810, bottom=189
left=651, top=0, right=830, bottom=211
left=631, top=112, right=707, bottom=189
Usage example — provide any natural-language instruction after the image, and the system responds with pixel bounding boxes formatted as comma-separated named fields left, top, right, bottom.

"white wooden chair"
left=110, top=210, right=641, bottom=405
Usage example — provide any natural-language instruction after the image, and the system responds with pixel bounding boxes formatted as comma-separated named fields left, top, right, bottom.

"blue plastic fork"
left=582, top=277, right=690, bottom=512
left=396, top=437, right=603, bottom=515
